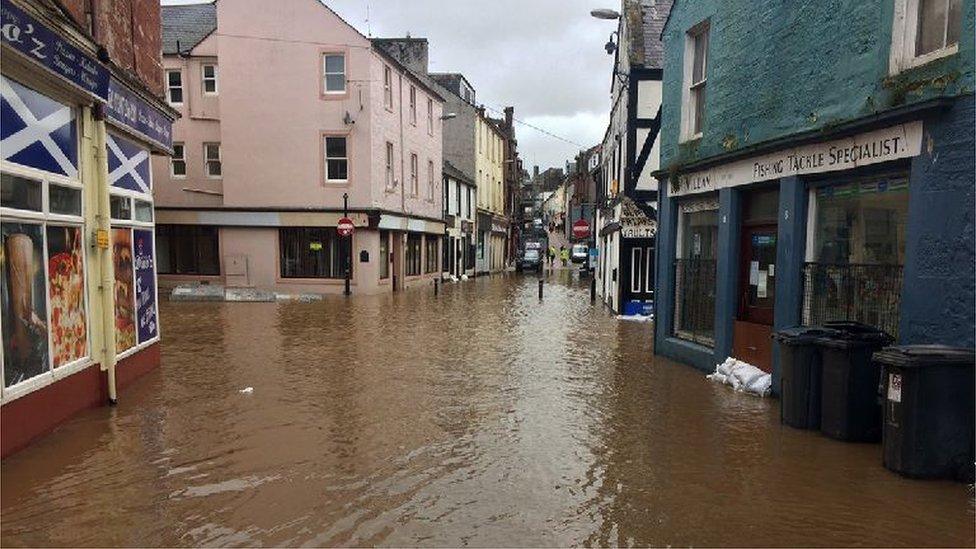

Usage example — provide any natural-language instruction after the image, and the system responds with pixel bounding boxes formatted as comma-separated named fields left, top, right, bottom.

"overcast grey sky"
left=161, top=0, right=617, bottom=170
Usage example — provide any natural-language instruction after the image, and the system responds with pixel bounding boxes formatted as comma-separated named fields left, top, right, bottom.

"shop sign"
left=1, top=1, right=109, bottom=101
left=672, top=122, right=923, bottom=197
left=106, top=77, right=173, bottom=151
left=133, top=229, right=157, bottom=344
left=621, top=223, right=656, bottom=239
left=491, top=221, right=507, bottom=234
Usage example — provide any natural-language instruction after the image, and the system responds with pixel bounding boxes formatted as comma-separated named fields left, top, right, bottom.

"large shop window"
left=673, top=203, right=718, bottom=346
left=156, top=225, right=220, bottom=275
left=1, top=76, right=91, bottom=393
left=425, top=236, right=439, bottom=273
left=379, top=231, right=390, bottom=279
left=279, top=227, right=346, bottom=279
left=803, top=177, right=909, bottom=338
left=107, top=132, right=159, bottom=358
left=406, top=233, right=422, bottom=276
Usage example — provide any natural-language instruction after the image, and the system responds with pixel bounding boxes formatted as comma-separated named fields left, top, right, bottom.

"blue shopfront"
left=654, top=101, right=976, bottom=393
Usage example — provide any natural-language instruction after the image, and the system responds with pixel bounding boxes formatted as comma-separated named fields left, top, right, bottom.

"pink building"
left=152, top=0, right=445, bottom=295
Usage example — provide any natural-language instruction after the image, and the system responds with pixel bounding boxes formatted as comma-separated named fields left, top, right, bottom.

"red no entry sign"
left=337, top=217, right=355, bottom=237
left=572, top=219, right=591, bottom=239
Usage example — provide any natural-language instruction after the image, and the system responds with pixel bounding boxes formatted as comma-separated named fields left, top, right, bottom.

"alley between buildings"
left=1, top=274, right=972, bottom=547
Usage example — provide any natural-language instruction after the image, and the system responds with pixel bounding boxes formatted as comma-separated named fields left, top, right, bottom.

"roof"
left=161, top=3, right=217, bottom=55
left=443, top=160, right=474, bottom=185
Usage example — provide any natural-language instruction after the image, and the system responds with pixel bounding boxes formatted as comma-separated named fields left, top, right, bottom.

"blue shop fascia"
left=653, top=0, right=975, bottom=393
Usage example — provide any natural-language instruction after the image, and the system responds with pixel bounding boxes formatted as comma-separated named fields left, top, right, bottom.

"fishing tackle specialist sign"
left=0, top=1, right=109, bottom=100
left=672, top=121, right=923, bottom=197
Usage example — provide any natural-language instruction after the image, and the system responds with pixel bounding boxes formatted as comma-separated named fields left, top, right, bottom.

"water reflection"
left=1, top=274, right=972, bottom=547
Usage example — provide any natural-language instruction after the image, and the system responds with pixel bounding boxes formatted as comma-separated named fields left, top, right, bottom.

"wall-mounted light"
left=590, top=8, right=621, bottom=19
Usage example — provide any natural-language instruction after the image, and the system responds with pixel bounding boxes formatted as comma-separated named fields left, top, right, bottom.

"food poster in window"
left=133, top=229, right=158, bottom=344
left=1, top=223, right=49, bottom=387
left=46, top=226, right=87, bottom=367
left=112, top=228, right=136, bottom=353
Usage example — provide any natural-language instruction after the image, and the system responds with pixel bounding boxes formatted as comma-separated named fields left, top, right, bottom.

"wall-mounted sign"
left=106, top=77, right=173, bottom=151
left=460, top=220, right=473, bottom=234
left=621, top=224, right=656, bottom=239
left=1, top=1, right=109, bottom=100
left=672, top=122, right=924, bottom=197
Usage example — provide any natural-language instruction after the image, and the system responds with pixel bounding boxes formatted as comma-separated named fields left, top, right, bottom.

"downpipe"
left=92, top=111, right=118, bottom=405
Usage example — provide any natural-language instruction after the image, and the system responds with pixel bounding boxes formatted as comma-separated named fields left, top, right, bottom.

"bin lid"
left=873, top=345, right=976, bottom=368
left=772, top=326, right=839, bottom=345
left=818, top=321, right=894, bottom=347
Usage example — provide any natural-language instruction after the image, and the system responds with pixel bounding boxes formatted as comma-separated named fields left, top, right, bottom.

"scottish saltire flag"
left=107, top=132, right=151, bottom=193
left=1, top=75, right=78, bottom=178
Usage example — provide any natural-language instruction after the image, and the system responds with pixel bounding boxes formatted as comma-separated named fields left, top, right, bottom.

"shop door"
left=392, top=233, right=403, bottom=292
left=733, top=226, right=777, bottom=371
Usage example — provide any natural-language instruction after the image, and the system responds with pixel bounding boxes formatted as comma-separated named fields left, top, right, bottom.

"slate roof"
left=162, top=3, right=217, bottom=55
left=443, top=161, right=474, bottom=185
left=639, top=0, right=671, bottom=70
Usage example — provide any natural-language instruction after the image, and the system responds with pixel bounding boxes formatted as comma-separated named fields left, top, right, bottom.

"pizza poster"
left=133, top=229, right=157, bottom=343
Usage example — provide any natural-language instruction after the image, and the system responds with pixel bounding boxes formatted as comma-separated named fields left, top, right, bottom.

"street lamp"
left=590, top=8, right=620, bottom=19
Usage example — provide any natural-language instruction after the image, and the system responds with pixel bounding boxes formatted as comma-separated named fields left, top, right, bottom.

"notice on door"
left=757, top=271, right=768, bottom=298
left=749, top=261, right=760, bottom=285
left=888, top=373, right=902, bottom=403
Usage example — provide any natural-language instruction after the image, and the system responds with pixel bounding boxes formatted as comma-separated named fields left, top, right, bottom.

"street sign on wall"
left=337, top=217, right=355, bottom=237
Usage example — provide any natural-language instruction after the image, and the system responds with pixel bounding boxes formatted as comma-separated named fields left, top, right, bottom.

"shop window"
left=322, top=53, right=346, bottom=94
left=406, top=233, right=422, bottom=276
left=324, top=136, right=348, bottom=182
left=673, top=206, right=718, bottom=346
left=425, top=235, right=439, bottom=273
left=279, top=227, right=345, bottom=279
left=1, top=165, right=88, bottom=390
left=134, top=200, right=154, bottom=222
left=803, top=177, right=909, bottom=338
left=156, top=225, right=220, bottom=275
left=379, top=231, right=390, bottom=279
left=110, top=195, right=132, bottom=221
left=631, top=248, right=643, bottom=293
left=1, top=76, right=78, bottom=179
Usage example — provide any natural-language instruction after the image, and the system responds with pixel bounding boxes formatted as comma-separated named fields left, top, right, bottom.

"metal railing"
left=802, top=262, right=903, bottom=338
left=673, top=259, right=717, bottom=346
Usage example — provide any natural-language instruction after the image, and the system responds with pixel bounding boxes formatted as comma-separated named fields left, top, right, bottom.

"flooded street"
left=1, top=274, right=973, bottom=547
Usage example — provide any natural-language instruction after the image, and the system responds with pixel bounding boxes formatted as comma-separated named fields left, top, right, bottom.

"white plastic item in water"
left=706, top=357, right=772, bottom=397
left=239, top=387, right=254, bottom=394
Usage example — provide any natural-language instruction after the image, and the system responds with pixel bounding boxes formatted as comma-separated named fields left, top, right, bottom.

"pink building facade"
left=152, top=0, right=445, bottom=295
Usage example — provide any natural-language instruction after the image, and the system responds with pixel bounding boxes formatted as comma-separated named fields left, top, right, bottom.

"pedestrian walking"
left=560, top=245, right=568, bottom=267
left=548, top=246, right=556, bottom=266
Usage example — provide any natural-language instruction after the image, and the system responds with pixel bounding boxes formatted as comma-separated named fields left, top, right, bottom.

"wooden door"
left=733, top=225, right=777, bottom=372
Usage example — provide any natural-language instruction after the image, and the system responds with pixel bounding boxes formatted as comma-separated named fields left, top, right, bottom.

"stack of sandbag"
left=706, top=357, right=772, bottom=397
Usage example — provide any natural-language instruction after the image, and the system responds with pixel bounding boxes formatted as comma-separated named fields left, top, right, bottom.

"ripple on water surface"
left=1, top=274, right=973, bottom=547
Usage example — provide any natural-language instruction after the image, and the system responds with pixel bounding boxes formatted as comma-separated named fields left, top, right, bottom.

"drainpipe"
left=398, top=71, right=405, bottom=213
left=92, top=110, right=118, bottom=404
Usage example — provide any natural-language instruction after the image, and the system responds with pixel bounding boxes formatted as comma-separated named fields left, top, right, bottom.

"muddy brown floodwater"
left=1, top=274, right=973, bottom=547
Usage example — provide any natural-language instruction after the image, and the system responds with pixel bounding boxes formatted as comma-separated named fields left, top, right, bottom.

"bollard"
left=434, top=278, right=439, bottom=296
left=590, top=276, right=596, bottom=303
left=538, top=278, right=543, bottom=300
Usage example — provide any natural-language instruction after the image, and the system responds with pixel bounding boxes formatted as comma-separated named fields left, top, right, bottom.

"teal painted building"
left=654, top=0, right=975, bottom=389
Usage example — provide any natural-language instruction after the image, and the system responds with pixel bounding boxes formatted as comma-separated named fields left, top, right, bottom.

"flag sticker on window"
left=888, top=373, right=902, bottom=403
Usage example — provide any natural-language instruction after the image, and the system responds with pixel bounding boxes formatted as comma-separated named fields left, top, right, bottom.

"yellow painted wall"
left=474, top=114, right=505, bottom=216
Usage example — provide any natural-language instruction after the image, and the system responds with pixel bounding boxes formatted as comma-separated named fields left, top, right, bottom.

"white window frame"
left=383, top=66, right=393, bottom=110
left=631, top=247, right=643, bottom=293
left=645, top=246, right=653, bottom=295
left=1, top=161, right=92, bottom=403
left=427, top=98, right=434, bottom=135
left=322, top=53, right=346, bottom=94
left=427, top=159, right=435, bottom=201
left=409, top=85, right=417, bottom=126
left=889, top=0, right=961, bottom=75
left=204, top=142, right=221, bottom=178
left=385, top=141, right=395, bottom=189
left=170, top=142, right=186, bottom=178
left=201, top=64, right=218, bottom=95
left=324, top=135, right=348, bottom=183
left=681, top=21, right=709, bottom=142
left=410, top=153, right=419, bottom=196
left=166, top=70, right=183, bottom=105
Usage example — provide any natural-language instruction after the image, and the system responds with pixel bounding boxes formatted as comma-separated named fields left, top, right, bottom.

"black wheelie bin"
left=773, top=327, right=838, bottom=429
left=818, top=321, right=893, bottom=442
left=874, top=345, right=975, bottom=482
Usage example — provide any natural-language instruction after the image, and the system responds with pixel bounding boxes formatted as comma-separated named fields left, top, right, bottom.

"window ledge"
left=896, top=44, right=959, bottom=74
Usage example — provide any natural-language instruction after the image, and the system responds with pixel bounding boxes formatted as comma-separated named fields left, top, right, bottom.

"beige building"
left=475, top=111, right=508, bottom=273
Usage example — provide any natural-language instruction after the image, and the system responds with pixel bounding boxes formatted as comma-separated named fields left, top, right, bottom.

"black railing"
left=802, top=262, right=903, bottom=338
left=673, top=259, right=717, bottom=346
